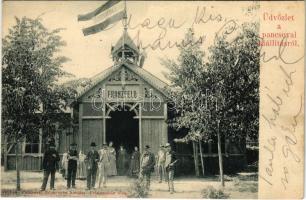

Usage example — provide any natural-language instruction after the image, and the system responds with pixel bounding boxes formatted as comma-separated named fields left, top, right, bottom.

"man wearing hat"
left=97, top=143, right=110, bottom=188
left=139, top=145, right=155, bottom=191
left=67, top=143, right=78, bottom=189
left=164, top=143, right=178, bottom=194
left=85, top=142, right=99, bottom=190
left=157, top=144, right=166, bottom=183
left=40, top=142, right=60, bottom=191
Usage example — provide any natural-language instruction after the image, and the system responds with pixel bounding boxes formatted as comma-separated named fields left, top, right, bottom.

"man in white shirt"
left=157, top=145, right=166, bottom=183
left=98, top=143, right=110, bottom=188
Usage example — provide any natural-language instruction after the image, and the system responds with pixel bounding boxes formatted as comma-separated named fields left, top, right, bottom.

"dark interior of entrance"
left=106, top=108, right=139, bottom=154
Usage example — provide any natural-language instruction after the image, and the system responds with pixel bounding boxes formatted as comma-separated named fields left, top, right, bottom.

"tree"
left=162, top=28, right=207, bottom=177
left=207, top=22, right=259, bottom=185
left=207, top=22, right=259, bottom=143
left=2, top=17, right=73, bottom=191
left=163, top=23, right=259, bottom=185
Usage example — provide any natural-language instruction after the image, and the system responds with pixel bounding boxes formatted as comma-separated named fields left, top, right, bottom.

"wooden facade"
left=75, top=64, right=168, bottom=154
left=3, top=120, right=75, bottom=171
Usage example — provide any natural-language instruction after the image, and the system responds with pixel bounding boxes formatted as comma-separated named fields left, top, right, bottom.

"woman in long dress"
left=128, top=146, right=140, bottom=177
left=61, top=151, right=68, bottom=179
left=108, top=141, right=117, bottom=176
left=77, top=150, right=86, bottom=179
left=117, top=145, right=128, bottom=176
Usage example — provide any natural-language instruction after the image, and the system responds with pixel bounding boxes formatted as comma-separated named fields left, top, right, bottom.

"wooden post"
left=163, top=103, right=168, bottom=144
left=103, top=102, right=106, bottom=143
left=70, top=107, right=75, bottom=143
left=16, top=139, right=21, bottom=191
left=139, top=103, right=142, bottom=153
left=39, top=128, right=43, bottom=170
left=199, top=140, right=205, bottom=176
left=217, top=120, right=224, bottom=186
left=192, top=141, right=200, bottom=177
left=79, top=103, right=83, bottom=152
left=102, top=84, right=106, bottom=144
left=3, top=136, right=8, bottom=171
left=21, top=137, right=25, bottom=171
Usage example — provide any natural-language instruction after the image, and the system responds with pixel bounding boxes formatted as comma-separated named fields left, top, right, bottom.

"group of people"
left=140, top=143, right=177, bottom=194
left=40, top=141, right=177, bottom=194
left=84, top=142, right=139, bottom=189
left=61, top=149, right=87, bottom=180
left=61, top=142, right=140, bottom=179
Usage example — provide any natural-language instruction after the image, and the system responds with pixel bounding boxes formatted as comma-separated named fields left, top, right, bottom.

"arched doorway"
left=105, top=105, right=139, bottom=154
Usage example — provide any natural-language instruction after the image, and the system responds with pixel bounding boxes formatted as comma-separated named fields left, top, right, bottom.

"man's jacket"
left=85, top=150, right=99, bottom=170
left=140, top=151, right=155, bottom=174
left=68, top=149, right=78, bottom=170
left=165, top=151, right=178, bottom=170
left=42, top=148, right=60, bottom=171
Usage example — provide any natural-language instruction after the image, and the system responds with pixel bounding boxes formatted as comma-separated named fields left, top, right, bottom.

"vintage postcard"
left=1, top=0, right=304, bottom=199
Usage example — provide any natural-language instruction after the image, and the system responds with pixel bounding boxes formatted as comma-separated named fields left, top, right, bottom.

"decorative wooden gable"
left=81, top=65, right=166, bottom=103
left=107, top=67, right=139, bottom=83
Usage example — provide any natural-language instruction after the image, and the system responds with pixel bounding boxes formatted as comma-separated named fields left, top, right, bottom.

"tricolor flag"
left=78, top=0, right=126, bottom=36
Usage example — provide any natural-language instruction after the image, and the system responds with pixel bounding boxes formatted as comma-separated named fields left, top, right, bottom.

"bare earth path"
left=1, top=168, right=257, bottom=198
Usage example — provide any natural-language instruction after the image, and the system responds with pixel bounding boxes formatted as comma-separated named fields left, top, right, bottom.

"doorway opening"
left=106, top=106, right=139, bottom=154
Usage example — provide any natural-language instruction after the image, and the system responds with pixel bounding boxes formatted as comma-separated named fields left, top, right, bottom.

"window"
left=25, top=134, right=40, bottom=154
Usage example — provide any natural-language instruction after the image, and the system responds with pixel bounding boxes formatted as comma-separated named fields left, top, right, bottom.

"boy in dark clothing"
left=67, top=143, right=78, bottom=189
left=40, top=143, right=60, bottom=191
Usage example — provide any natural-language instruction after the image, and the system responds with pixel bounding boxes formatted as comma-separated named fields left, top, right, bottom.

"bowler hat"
left=145, top=145, right=150, bottom=149
left=90, top=142, right=97, bottom=147
left=70, top=142, right=77, bottom=146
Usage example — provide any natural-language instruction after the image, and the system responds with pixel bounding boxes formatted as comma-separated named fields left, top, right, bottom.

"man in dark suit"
left=85, top=142, right=99, bottom=190
left=40, top=142, right=60, bottom=191
left=139, top=145, right=155, bottom=191
left=67, top=143, right=78, bottom=189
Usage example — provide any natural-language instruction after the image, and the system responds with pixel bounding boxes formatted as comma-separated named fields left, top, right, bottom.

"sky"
left=2, top=1, right=257, bottom=83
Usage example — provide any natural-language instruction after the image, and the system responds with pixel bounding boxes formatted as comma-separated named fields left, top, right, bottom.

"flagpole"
left=122, top=0, right=127, bottom=60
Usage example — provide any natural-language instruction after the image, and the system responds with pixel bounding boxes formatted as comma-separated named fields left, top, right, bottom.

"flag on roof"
left=78, top=0, right=126, bottom=36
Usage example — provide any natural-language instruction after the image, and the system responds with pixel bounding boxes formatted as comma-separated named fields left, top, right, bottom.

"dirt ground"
left=1, top=168, right=257, bottom=198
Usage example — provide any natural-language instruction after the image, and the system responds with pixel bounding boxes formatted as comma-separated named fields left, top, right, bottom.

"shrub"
left=231, top=177, right=258, bottom=193
left=127, top=180, right=148, bottom=198
left=232, top=177, right=240, bottom=186
left=201, top=186, right=230, bottom=199
left=237, top=182, right=258, bottom=193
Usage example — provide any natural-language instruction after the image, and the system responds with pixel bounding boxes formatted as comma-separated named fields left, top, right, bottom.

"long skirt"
left=77, top=161, right=87, bottom=179
left=129, top=158, right=140, bottom=177
left=108, top=156, right=117, bottom=176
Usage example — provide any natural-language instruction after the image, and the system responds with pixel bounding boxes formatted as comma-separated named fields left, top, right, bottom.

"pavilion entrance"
left=105, top=105, right=139, bottom=154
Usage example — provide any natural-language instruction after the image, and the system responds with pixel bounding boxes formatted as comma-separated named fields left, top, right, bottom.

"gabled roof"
left=112, top=31, right=139, bottom=55
left=125, top=62, right=168, bottom=91
left=75, top=65, right=121, bottom=100
left=76, top=62, right=169, bottom=101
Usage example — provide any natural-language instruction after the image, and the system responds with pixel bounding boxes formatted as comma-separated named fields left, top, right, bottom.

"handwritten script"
left=260, top=35, right=303, bottom=190
left=107, top=6, right=241, bottom=51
